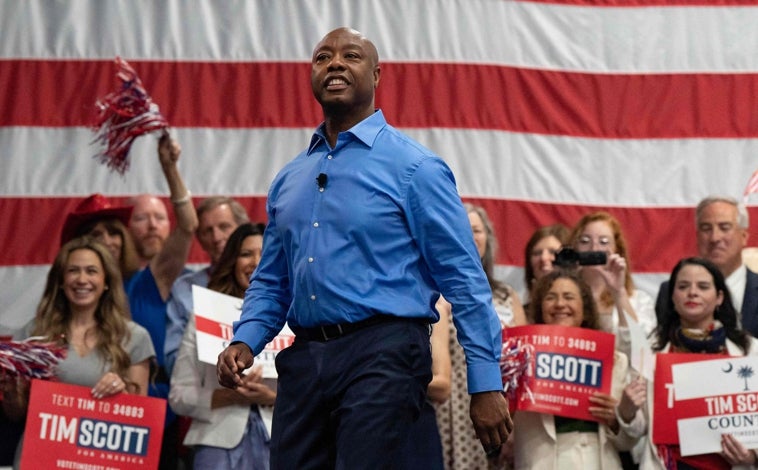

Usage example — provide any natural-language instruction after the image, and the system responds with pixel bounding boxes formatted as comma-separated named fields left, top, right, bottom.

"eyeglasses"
left=577, top=235, right=612, bottom=247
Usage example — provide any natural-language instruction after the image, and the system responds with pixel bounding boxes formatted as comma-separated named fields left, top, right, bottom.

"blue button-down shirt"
left=233, top=110, right=502, bottom=392
left=164, top=267, right=208, bottom=376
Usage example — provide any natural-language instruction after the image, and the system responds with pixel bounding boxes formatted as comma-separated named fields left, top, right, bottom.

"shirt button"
left=319, top=187, right=324, bottom=192
left=308, top=257, right=314, bottom=262
left=313, top=222, right=319, bottom=227
left=310, top=295, right=316, bottom=300
left=327, top=155, right=333, bottom=160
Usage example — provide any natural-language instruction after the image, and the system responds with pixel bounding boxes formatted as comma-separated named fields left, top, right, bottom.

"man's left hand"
left=470, top=391, right=513, bottom=456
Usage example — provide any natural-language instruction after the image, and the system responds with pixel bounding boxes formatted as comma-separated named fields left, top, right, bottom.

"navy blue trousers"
left=398, top=400, right=444, bottom=469
left=270, top=319, right=432, bottom=470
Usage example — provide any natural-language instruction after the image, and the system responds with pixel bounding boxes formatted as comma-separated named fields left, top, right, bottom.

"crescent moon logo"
left=723, top=362, right=734, bottom=373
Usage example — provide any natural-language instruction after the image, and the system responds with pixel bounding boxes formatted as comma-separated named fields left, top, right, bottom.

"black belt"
left=291, top=314, right=426, bottom=342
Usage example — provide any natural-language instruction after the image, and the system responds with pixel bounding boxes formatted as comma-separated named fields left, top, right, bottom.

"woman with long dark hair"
left=170, top=223, right=275, bottom=470
left=639, top=257, right=758, bottom=469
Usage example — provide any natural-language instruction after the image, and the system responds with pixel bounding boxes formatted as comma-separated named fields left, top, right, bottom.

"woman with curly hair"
left=514, top=269, right=644, bottom=469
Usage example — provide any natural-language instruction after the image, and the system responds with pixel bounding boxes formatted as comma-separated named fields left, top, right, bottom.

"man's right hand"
left=217, top=342, right=254, bottom=389
left=470, top=391, right=513, bottom=456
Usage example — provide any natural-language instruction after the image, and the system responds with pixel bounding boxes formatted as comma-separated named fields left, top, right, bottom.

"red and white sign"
left=672, top=355, right=758, bottom=456
left=256, top=328, right=295, bottom=379
left=651, top=353, right=722, bottom=446
left=192, top=285, right=293, bottom=378
left=20, top=379, right=166, bottom=470
left=503, top=324, right=615, bottom=421
left=192, top=285, right=244, bottom=366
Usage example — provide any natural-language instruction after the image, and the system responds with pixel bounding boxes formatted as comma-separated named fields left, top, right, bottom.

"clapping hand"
left=617, top=376, right=646, bottom=424
left=236, top=366, right=276, bottom=406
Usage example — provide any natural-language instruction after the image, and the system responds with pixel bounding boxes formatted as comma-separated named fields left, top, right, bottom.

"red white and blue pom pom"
left=0, top=337, right=66, bottom=382
left=91, top=57, right=169, bottom=174
left=500, top=336, right=535, bottom=405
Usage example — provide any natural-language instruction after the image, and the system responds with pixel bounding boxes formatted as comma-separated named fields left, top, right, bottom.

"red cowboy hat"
left=59, top=193, right=133, bottom=245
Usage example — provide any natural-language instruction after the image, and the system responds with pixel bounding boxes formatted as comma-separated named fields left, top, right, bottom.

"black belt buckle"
left=319, top=324, right=344, bottom=341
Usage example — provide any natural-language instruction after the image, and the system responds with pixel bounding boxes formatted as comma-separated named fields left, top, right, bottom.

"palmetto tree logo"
left=737, top=365, right=755, bottom=391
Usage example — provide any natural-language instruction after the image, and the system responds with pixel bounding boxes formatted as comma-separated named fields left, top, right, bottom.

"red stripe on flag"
left=0, top=196, right=267, bottom=267
left=195, top=315, right=233, bottom=341
left=0, top=195, right=721, bottom=273
left=466, top=198, right=702, bottom=274
left=2, top=60, right=757, bottom=138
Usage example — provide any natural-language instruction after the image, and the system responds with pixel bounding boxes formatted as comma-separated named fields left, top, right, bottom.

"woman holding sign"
left=31, top=236, right=154, bottom=395
left=6, top=236, right=155, bottom=468
left=639, top=257, right=758, bottom=469
left=169, top=223, right=275, bottom=470
left=512, top=269, right=644, bottom=469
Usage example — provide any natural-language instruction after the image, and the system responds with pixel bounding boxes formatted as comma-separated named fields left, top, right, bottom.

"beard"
left=137, top=238, right=164, bottom=260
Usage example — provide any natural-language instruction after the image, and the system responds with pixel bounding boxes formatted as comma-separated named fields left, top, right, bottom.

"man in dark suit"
left=656, top=196, right=758, bottom=335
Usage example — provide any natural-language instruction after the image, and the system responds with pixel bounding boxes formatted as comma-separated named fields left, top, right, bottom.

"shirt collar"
left=726, top=263, right=747, bottom=283
left=726, top=263, right=747, bottom=312
left=307, top=109, right=386, bottom=155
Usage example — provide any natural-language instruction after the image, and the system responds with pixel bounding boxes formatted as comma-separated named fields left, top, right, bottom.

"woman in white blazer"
left=169, top=223, right=275, bottom=470
left=513, top=269, right=645, bottom=470
left=637, top=257, right=758, bottom=470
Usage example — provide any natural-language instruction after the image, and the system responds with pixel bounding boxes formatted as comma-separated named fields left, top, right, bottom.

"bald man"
left=129, top=194, right=172, bottom=266
left=217, top=27, right=511, bottom=469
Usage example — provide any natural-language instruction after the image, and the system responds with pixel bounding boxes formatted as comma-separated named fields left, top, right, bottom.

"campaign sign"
left=671, top=355, right=758, bottom=456
left=255, top=324, right=294, bottom=379
left=192, top=285, right=243, bottom=366
left=503, top=324, right=615, bottom=421
left=651, top=353, right=724, bottom=445
left=192, top=285, right=293, bottom=378
left=20, top=379, right=165, bottom=469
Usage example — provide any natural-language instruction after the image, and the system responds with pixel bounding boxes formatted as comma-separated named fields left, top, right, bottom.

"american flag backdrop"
left=1, top=0, right=757, bottom=330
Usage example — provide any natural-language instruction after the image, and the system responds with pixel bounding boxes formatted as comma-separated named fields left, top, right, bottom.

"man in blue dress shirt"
left=217, top=27, right=511, bottom=469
